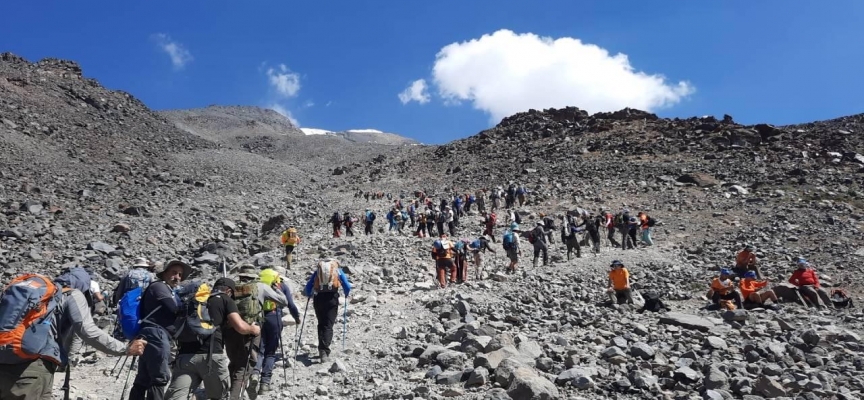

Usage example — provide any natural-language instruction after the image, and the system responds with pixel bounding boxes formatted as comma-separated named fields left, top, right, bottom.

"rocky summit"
left=2, top=52, right=864, bottom=400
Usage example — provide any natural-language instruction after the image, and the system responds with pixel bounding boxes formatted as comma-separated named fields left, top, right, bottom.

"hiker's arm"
left=338, top=269, right=352, bottom=297
left=65, top=290, right=129, bottom=356
left=257, top=283, right=287, bottom=307
left=152, top=283, right=179, bottom=315
left=304, top=272, right=317, bottom=297
left=227, top=312, right=259, bottom=335
left=280, top=283, right=301, bottom=321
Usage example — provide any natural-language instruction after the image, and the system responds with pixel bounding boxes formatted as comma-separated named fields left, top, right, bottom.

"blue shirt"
left=304, top=268, right=351, bottom=298
left=276, top=281, right=301, bottom=321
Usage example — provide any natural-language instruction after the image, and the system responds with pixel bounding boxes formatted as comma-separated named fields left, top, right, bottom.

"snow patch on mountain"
left=301, top=128, right=332, bottom=136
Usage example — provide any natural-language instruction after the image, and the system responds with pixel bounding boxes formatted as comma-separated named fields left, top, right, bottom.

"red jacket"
left=789, top=268, right=820, bottom=288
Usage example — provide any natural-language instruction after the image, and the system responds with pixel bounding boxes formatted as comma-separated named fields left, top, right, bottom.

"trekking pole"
left=114, top=355, right=129, bottom=380
left=119, top=356, right=137, bottom=400
left=277, top=316, right=288, bottom=386
left=292, top=297, right=311, bottom=378
left=110, top=354, right=124, bottom=376
left=238, top=339, right=254, bottom=397
left=342, top=298, right=348, bottom=352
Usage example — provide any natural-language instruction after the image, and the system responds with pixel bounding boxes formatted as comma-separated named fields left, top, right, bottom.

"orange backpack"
left=0, top=274, right=63, bottom=365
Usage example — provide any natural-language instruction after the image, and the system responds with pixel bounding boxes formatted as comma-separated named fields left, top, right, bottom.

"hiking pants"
left=436, top=259, right=456, bottom=287
left=473, top=251, right=483, bottom=280
left=226, top=333, right=258, bottom=400
left=606, top=227, right=619, bottom=247
left=447, top=222, right=455, bottom=236
left=164, top=353, right=230, bottom=400
left=588, top=231, right=601, bottom=253
left=332, top=224, right=341, bottom=238
left=345, top=224, right=354, bottom=236
left=313, top=293, right=339, bottom=356
left=518, top=194, right=525, bottom=206
left=565, top=236, right=581, bottom=260
left=711, top=290, right=743, bottom=310
left=364, top=222, right=373, bottom=235
left=409, top=214, right=415, bottom=227
left=455, top=253, right=468, bottom=283
left=641, top=227, right=653, bottom=246
left=465, top=203, right=472, bottom=213
left=131, top=325, right=172, bottom=400
left=620, top=227, right=634, bottom=249
left=254, top=311, right=282, bottom=384
left=284, top=245, right=295, bottom=268
left=532, top=243, right=548, bottom=266
left=484, top=226, right=496, bottom=242
left=628, top=228, right=638, bottom=248
left=0, top=359, right=55, bottom=400
left=609, top=288, right=634, bottom=305
left=491, top=199, right=499, bottom=212
left=416, top=222, right=426, bottom=237
left=798, top=285, right=833, bottom=308
left=426, top=222, right=435, bottom=237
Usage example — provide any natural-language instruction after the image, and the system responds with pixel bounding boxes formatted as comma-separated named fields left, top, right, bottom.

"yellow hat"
left=260, top=269, right=280, bottom=285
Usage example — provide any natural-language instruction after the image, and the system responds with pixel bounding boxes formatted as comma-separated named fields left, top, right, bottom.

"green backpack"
left=233, top=283, right=262, bottom=325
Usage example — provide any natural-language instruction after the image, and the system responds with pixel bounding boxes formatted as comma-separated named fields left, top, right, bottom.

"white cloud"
left=153, top=33, right=193, bottom=69
left=423, top=29, right=694, bottom=122
left=266, top=64, right=301, bottom=98
left=267, top=104, right=299, bottom=126
left=398, top=79, right=431, bottom=104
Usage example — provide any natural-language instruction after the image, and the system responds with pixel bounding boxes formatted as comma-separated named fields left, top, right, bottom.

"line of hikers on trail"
left=1, top=247, right=351, bottom=400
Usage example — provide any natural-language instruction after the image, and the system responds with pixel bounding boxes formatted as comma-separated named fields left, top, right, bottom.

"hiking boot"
left=320, top=351, right=330, bottom=363
left=257, top=383, right=272, bottom=395
left=247, top=374, right=260, bottom=399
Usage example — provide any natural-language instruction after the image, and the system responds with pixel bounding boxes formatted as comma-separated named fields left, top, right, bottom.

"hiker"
left=386, top=208, right=397, bottom=232
left=739, top=271, right=779, bottom=308
left=329, top=212, right=343, bottom=238
left=415, top=207, right=428, bottom=237
left=453, top=239, right=470, bottom=283
left=583, top=213, right=602, bottom=254
left=529, top=221, right=549, bottom=267
left=540, top=213, right=556, bottom=244
left=426, top=207, right=437, bottom=238
left=476, top=190, right=486, bottom=214
left=626, top=216, right=640, bottom=249
left=230, top=266, right=289, bottom=399
left=606, top=260, right=633, bottom=305
left=788, top=258, right=833, bottom=309
left=112, top=257, right=155, bottom=307
left=734, top=245, right=761, bottom=279
left=432, top=234, right=457, bottom=288
left=129, top=260, right=192, bottom=400
left=468, top=236, right=495, bottom=280
left=407, top=201, right=416, bottom=228
left=503, top=223, right=522, bottom=274
left=164, top=277, right=261, bottom=400
left=363, top=209, right=376, bottom=235
left=280, top=226, right=300, bottom=269
left=303, top=259, right=352, bottom=363
left=343, top=212, right=355, bottom=237
left=466, top=193, right=475, bottom=213
left=490, top=188, right=500, bottom=212
left=251, top=268, right=300, bottom=395
left=506, top=184, right=516, bottom=209
left=561, top=216, right=581, bottom=260
left=445, top=206, right=456, bottom=236
left=603, top=210, right=620, bottom=247
left=454, top=195, right=464, bottom=218
left=707, top=269, right=743, bottom=310
left=638, top=212, right=654, bottom=246
left=516, top=184, right=527, bottom=206
left=0, top=268, right=146, bottom=400
left=483, top=211, right=497, bottom=243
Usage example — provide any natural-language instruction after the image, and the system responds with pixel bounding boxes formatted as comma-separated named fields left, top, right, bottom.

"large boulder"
left=677, top=173, right=719, bottom=187
left=506, top=367, right=560, bottom=400
left=660, top=312, right=717, bottom=332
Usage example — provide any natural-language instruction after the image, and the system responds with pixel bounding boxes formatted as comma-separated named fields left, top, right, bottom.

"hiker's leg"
left=566, top=243, right=572, bottom=260
left=259, top=312, right=280, bottom=384
left=313, top=297, right=334, bottom=356
left=798, top=285, right=820, bottom=307
left=226, top=336, right=250, bottom=400
left=163, top=354, right=200, bottom=400
left=199, top=353, right=230, bottom=400
left=731, top=291, right=743, bottom=309
left=607, top=289, right=617, bottom=304
left=748, top=293, right=762, bottom=304
left=436, top=264, right=446, bottom=287
left=2, top=360, right=55, bottom=400
left=816, top=287, right=834, bottom=309
left=134, top=326, right=171, bottom=400
left=321, top=297, right=339, bottom=355
left=574, top=238, right=581, bottom=258
left=541, top=245, right=548, bottom=265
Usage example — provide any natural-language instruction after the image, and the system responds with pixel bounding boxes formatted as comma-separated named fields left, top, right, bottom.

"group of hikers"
left=0, top=242, right=351, bottom=400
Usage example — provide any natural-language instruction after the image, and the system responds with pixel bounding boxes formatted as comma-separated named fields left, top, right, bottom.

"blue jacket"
left=304, top=268, right=351, bottom=298
left=277, top=281, right=301, bottom=321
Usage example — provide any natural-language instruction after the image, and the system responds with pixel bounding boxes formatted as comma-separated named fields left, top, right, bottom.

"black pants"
left=533, top=244, right=548, bottom=266
left=130, top=326, right=171, bottom=400
left=364, top=223, right=373, bottom=235
left=565, top=237, right=580, bottom=259
left=436, top=222, right=444, bottom=237
left=712, top=291, right=743, bottom=309
left=607, top=227, right=620, bottom=247
left=345, top=224, right=354, bottom=236
left=313, top=293, right=340, bottom=356
left=426, top=222, right=435, bottom=236
left=448, top=222, right=455, bottom=236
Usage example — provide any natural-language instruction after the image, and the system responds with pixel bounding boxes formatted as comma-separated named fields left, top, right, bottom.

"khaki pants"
left=165, top=353, right=229, bottom=400
left=0, top=359, right=56, bottom=400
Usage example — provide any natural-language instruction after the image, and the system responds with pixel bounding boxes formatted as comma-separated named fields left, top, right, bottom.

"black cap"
left=214, top=277, right=236, bottom=293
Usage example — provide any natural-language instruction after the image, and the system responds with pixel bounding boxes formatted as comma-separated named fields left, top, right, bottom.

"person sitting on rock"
left=788, top=258, right=834, bottom=309
left=606, top=260, right=633, bottom=305
left=707, top=269, right=743, bottom=309
left=739, top=271, right=779, bottom=309
left=734, top=245, right=761, bottom=279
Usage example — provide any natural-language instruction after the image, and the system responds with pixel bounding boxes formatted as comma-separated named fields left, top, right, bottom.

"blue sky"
left=2, top=1, right=862, bottom=144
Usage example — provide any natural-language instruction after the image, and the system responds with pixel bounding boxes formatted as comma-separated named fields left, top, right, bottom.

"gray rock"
left=436, top=350, right=466, bottom=369
left=555, top=368, right=595, bottom=386
left=329, top=359, right=347, bottom=373
left=435, top=370, right=464, bottom=385
left=494, top=358, right=523, bottom=387
left=754, top=376, right=787, bottom=398
left=465, top=367, right=489, bottom=387
left=601, top=346, right=626, bottom=358
left=629, top=370, right=658, bottom=389
left=88, top=241, right=116, bottom=254
left=722, top=309, right=749, bottom=322
left=630, top=342, right=655, bottom=359
left=704, top=366, right=729, bottom=390
left=506, top=367, right=560, bottom=400
left=482, top=388, right=512, bottom=400
left=660, top=312, right=716, bottom=332
left=801, top=329, right=821, bottom=347
left=475, top=346, right=519, bottom=370
left=425, top=365, right=442, bottom=379
left=674, top=366, right=701, bottom=382
left=704, top=336, right=728, bottom=350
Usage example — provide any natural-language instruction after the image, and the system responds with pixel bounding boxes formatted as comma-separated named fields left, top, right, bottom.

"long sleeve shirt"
left=739, top=278, right=768, bottom=298
left=304, top=268, right=352, bottom=297
left=789, top=268, right=820, bottom=287
left=276, top=281, right=300, bottom=321
left=57, top=290, right=128, bottom=360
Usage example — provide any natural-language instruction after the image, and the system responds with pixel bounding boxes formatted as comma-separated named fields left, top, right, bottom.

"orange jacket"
left=711, top=277, right=734, bottom=295
left=432, top=240, right=453, bottom=260
left=638, top=214, right=648, bottom=229
left=736, top=251, right=756, bottom=268
left=739, top=278, right=768, bottom=298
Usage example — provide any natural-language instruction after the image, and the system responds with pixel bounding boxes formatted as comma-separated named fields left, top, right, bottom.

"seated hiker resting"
left=788, top=258, right=834, bottom=309
left=739, top=271, right=779, bottom=308
left=606, top=260, right=633, bottom=305
left=707, top=269, right=743, bottom=309
left=734, top=245, right=761, bottom=279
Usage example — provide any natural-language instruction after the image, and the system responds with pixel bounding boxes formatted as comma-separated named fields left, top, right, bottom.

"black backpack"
left=639, top=291, right=668, bottom=313
left=647, top=216, right=657, bottom=227
left=831, top=289, right=853, bottom=308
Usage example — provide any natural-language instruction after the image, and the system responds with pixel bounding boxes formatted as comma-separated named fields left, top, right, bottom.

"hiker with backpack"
left=251, top=268, right=300, bottom=395
left=476, top=190, right=486, bottom=214
left=606, top=260, right=634, bottom=305
left=303, top=259, right=352, bottom=363
left=733, top=245, right=762, bottom=279
left=453, top=239, right=471, bottom=283
left=490, top=188, right=500, bottom=212
left=0, top=268, right=147, bottom=400
left=329, top=212, right=343, bottom=238
left=516, top=185, right=527, bottom=206
left=112, top=257, right=155, bottom=307
left=483, top=211, right=497, bottom=243
left=603, top=210, right=620, bottom=248
left=386, top=208, right=397, bottom=233
left=363, top=209, right=376, bottom=235
left=528, top=222, right=549, bottom=268
left=228, top=266, right=289, bottom=400
left=540, top=213, right=556, bottom=244
left=788, top=258, right=834, bottom=309
left=561, top=216, right=581, bottom=260
left=425, top=207, right=436, bottom=238
left=583, top=214, right=602, bottom=254
left=707, top=269, right=743, bottom=310
left=638, top=212, right=655, bottom=246
left=164, top=277, right=261, bottom=400
left=280, top=226, right=301, bottom=269
left=739, top=271, right=779, bottom=309
left=502, top=223, right=522, bottom=274
left=128, top=260, right=192, bottom=400
left=431, top=234, right=457, bottom=288
left=445, top=206, right=456, bottom=236
left=415, top=208, right=428, bottom=238
left=468, top=236, right=495, bottom=280
left=626, top=216, right=640, bottom=250
left=343, top=212, right=355, bottom=237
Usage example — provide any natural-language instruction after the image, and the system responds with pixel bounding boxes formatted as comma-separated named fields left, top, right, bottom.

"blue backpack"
left=471, top=239, right=481, bottom=250
left=118, top=283, right=165, bottom=340
left=366, top=211, right=376, bottom=223
left=502, top=232, right=516, bottom=250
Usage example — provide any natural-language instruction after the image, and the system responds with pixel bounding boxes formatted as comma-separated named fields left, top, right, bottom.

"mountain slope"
left=159, top=105, right=305, bottom=143
left=301, top=127, right=420, bottom=145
